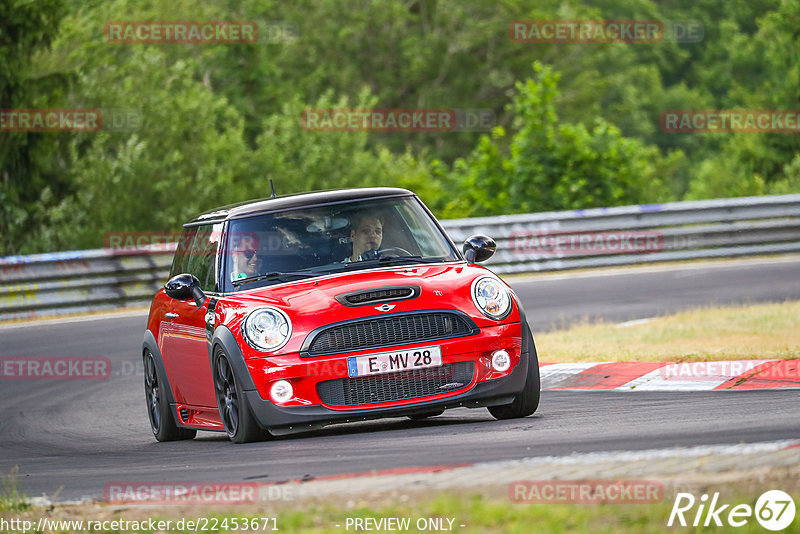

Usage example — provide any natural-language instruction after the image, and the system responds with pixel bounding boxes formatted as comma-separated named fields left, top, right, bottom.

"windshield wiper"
left=232, top=271, right=318, bottom=287
left=344, top=255, right=446, bottom=268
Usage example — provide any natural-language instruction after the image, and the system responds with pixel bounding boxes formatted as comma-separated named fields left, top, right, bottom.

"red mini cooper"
left=143, top=188, right=540, bottom=443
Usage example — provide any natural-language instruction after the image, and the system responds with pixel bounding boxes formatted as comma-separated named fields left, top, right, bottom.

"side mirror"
left=462, top=235, right=496, bottom=263
left=165, top=273, right=205, bottom=308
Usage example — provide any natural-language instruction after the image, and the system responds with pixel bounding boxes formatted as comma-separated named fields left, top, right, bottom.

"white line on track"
left=505, top=254, right=800, bottom=283
left=0, top=308, right=148, bottom=329
left=476, top=439, right=800, bottom=469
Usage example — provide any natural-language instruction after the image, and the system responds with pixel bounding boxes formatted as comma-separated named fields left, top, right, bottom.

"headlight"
left=242, top=307, right=292, bottom=352
left=471, top=276, right=512, bottom=320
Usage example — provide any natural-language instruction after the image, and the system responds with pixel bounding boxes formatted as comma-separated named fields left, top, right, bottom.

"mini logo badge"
left=375, top=304, right=396, bottom=312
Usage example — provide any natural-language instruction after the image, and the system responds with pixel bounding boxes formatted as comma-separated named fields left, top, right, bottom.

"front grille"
left=305, top=312, right=477, bottom=356
left=317, top=362, right=475, bottom=406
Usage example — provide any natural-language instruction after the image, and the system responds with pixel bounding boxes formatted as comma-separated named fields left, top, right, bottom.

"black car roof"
left=184, top=187, right=415, bottom=227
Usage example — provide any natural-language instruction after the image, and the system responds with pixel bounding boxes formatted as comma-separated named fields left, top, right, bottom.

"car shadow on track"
left=191, top=409, right=543, bottom=443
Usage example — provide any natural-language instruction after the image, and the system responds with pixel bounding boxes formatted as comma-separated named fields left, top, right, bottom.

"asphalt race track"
left=1, top=257, right=799, bottom=502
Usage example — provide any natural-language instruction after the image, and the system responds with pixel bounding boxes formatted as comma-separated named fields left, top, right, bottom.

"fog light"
left=270, top=380, right=293, bottom=403
left=491, top=350, right=511, bottom=372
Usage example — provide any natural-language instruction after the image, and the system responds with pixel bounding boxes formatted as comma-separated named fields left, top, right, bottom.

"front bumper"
left=244, top=328, right=531, bottom=435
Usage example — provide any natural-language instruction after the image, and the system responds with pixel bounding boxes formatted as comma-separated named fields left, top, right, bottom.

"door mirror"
left=462, top=235, right=496, bottom=263
left=165, top=273, right=205, bottom=308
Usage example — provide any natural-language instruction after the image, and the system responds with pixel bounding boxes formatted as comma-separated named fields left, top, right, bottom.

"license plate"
left=347, top=346, right=442, bottom=377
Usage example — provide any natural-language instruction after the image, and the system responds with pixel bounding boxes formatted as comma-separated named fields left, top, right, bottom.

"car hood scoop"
left=335, top=285, right=421, bottom=307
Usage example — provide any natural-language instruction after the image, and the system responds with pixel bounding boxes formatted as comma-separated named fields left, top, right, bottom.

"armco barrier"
left=1, top=194, right=799, bottom=321
left=0, top=249, right=173, bottom=321
left=443, top=193, right=800, bottom=273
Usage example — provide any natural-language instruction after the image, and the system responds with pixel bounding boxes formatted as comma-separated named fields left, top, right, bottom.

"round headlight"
left=242, top=307, right=292, bottom=352
left=471, top=276, right=512, bottom=320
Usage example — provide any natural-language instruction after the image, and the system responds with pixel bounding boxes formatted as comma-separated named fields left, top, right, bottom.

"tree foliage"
left=441, top=63, right=676, bottom=217
left=3, top=0, right=799, bottom=254
left=0, top=0, right=67, bottom=254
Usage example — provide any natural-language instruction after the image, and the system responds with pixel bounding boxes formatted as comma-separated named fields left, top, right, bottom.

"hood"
left=215, top=262, right=519, bottom=356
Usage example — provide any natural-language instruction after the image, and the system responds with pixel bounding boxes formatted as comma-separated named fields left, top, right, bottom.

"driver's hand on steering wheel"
left=361, top=248, right=380, bottom=260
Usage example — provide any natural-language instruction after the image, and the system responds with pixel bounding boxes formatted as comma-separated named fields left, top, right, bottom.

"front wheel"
left=488, top=329, right=541, bottom=420
left=213, top=349, right=270, bottom=444
left=143, top=350, right=196, bottom=442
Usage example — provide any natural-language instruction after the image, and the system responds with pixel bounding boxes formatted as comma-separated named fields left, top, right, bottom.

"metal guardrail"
left=0, top=249, right=173, bottom=321
left=444, top=193, right=800, bottom=273
left=1, top=194, right=799, bottom=321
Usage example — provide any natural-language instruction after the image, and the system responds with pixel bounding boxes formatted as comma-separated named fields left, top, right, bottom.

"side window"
left=185, top=223, right=223, bottom=293
left=169, top=228, right=197, bottom=278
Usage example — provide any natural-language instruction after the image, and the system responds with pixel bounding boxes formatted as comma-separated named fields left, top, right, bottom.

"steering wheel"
left=361, top=247, right=413, bottom=260
left=376, top=246, right=413, bottom=257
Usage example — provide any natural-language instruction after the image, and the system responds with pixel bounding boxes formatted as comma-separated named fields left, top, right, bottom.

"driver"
left=346, top=212, right=384, bottom=262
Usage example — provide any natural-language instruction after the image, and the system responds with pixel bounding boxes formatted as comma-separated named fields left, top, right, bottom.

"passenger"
left=231, top=239, right=260, bottom=281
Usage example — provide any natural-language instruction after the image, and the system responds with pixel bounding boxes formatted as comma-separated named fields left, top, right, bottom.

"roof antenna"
left=269, top=178, right=276, bottom=199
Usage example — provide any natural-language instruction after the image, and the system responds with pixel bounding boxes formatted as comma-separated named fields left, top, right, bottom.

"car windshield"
left=222, top=195, right=459, bottom=292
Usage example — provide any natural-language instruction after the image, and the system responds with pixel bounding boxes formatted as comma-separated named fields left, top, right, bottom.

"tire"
left=143, top=350, right=196, bottom=442
left=408, top=409, right=445, bottom=420
left=488, top=327, right=541, bottom=420
left=213, top=349, right=269, bottom=444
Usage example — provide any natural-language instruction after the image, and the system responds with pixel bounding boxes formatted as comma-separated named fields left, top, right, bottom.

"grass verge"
left=0, top=468, right=29, bottom=514
left=3, top=471, right=798, bottom=533
left=536, top=300, right=800, bottom=363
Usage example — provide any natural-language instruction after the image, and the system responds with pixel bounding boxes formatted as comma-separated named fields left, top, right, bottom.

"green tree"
left=0, top=0, right=67, bottom=255
left=7, top=0, right=800, bottom=254
left=36, top=38, right=251, bottom=250
left=442, top=63, right=679, bottom=217
left=685, top=0, right=800, bottom=198
left=248, top=90, right=444, bottom=202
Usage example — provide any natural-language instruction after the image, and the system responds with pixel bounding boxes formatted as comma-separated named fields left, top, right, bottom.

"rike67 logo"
left=668, top=490, right=796, bottom=531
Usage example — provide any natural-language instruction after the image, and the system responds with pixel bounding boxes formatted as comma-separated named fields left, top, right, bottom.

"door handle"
left=165, top=312, right=179, bottom=319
